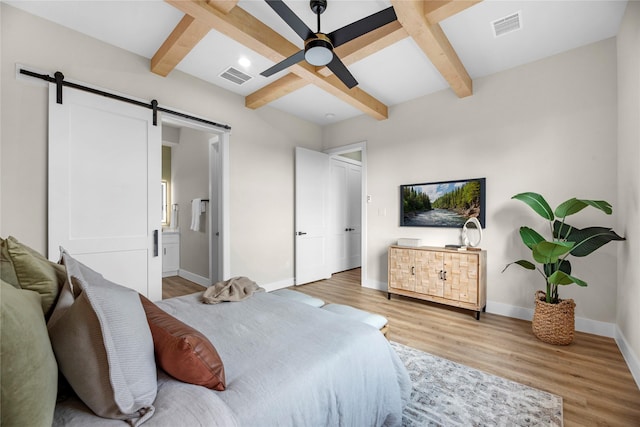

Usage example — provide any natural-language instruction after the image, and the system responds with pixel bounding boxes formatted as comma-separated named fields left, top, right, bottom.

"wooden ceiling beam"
left=167, top=0, right=389, bottom=120
left=206, top=0, right=238, bottom=14
left=245, top=74, right=308, bottom=109
left=391, top=0, right=473, bottom=98
left=424, top=0, right=483, bottom=24
left=151, top=1, right=239, bottom=77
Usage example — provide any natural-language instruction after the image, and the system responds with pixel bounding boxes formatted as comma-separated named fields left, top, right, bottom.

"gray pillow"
left=47, top=251, right=157, bottom=426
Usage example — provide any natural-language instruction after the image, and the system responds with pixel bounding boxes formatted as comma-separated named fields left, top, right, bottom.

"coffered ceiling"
left=6, top=0, right=628, bottom=124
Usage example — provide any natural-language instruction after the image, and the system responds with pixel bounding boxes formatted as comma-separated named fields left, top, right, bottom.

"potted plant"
left=503, top=192, right=625, bottom=345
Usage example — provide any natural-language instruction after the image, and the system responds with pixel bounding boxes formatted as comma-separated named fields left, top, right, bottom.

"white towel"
left=190, top=198, right=202, bottom=231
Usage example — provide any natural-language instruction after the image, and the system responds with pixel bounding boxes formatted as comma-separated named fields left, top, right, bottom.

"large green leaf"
left=582, top=199, right=612, bottom=215
left=553, top=221, right=625, bottom=257
left=553, top=221, right=574, bottom=240
left=543, top=259, right=571, bottom=277
left=532, top=241, right=574, bottom=264
left=519, top=227, right=545, bottom=250
left=501, top=260, right=536, bottom=273
left=555, top=198, right=612, bottom=218
left=548, top=270, right=588, bottom=287
left=512, top=192, right=553, bottom=220
left=555, top=198, right=588, bottom=218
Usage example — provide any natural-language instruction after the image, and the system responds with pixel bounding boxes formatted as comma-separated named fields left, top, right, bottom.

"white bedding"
left=54, top=291, right=410, bottom=426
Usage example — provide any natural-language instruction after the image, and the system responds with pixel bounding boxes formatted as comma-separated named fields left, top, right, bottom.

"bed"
left=54, top=291, right=410, bottom=426
left=2, top=236, right=410, bottom=427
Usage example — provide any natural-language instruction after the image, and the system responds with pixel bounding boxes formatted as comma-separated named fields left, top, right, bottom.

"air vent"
left=219, top=67, right=252, bottom=85
left=492, top=11, right=522, bottom=37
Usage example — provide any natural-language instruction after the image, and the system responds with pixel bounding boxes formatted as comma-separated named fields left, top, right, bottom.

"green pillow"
left=0, top=238, right=20, bottom=288
left=6, top=236, right=66, bottom=317
left=0, top=280, right=58, bottom=427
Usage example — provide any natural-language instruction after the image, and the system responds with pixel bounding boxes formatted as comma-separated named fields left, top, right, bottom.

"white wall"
left=0, top=4, right=323, bottom=287
left=616, top=0, right=640, bottom=385
left=172, top=127, right=210, bottom=279
left=323, top=38, right=620, bottom=327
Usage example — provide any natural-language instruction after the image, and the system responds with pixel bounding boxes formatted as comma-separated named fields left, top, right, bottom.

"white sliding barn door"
left=295, top=147, right=331, bottom=285
left=48, top=84, right=162, bottom=300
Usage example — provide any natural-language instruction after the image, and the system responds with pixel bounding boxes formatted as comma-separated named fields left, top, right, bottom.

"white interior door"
left=295, top=147, right=331, bottom=285
left=329, top=158, right=362, bottom=273
left=48, top=84, right=162, bottom=300
left=346, top=162, right=362, bottom=269
left=329, top=159, right=348, bottom=272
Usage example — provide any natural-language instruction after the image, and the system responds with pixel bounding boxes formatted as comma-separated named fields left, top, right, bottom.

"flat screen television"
left=400, top=177, right=486, bottom=228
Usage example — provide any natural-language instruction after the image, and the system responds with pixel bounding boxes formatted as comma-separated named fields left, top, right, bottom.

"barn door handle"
left=153, top=230, right=159, bottom=257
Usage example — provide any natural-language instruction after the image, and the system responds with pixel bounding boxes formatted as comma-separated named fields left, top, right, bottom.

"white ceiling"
left=5, top=0, right=628, bottom=125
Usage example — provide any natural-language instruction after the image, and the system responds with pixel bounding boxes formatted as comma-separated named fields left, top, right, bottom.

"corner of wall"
left=615, top=326, right=640, bottom=389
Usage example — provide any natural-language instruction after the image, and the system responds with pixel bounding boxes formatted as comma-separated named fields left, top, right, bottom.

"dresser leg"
left=387, top=292, right=391, bottom=300
left=475, top=311, right=480, bottom=321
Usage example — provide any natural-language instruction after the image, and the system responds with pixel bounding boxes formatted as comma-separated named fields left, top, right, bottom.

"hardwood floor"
left=163, top=269, right=640, bottom=426
left=162, top=275, right=206, bottom=299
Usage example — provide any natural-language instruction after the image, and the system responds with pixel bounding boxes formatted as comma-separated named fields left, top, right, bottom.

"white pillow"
left=47, top=251, right=157, bottom=426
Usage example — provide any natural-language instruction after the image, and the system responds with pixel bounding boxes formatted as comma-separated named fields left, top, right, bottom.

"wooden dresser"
left=387, top=245, right=487, bottom=319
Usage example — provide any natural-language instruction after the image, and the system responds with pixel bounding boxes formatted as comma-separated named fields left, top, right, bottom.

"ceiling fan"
left=260, top=0, right=397, bottom=89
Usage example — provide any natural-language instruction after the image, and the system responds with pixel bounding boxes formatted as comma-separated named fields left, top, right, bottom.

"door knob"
left=296, top=231, right=307, bottom=236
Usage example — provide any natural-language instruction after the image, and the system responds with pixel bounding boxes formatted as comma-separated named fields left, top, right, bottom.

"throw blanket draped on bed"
left=202, top=277, right=264, bottom=304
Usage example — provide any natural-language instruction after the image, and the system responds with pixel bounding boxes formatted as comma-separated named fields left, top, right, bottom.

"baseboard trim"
left=615, top=326, right=640, bottom=390
left=178, top=269, right=210, bottom=287
left=162, top=270, right=178, bottom=278
left=486, top=300, right=615, bottom=338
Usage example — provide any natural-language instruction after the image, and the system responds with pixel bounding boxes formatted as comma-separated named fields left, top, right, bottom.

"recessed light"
left=325, top=113, right=335, bottom=119
left=238, top=57, right=251, bottom=68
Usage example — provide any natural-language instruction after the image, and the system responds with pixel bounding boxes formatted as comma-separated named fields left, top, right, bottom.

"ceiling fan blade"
left=260, top=50, right=306, bottom=77
left=265, top=0, right=314, bottom=41
left=326, top=54, right=357, bottom=89
left=328, top=6, right=397, bottom=48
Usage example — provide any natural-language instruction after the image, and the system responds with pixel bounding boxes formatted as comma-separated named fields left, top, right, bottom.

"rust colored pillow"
left=139, top=295, right=225, bottom=391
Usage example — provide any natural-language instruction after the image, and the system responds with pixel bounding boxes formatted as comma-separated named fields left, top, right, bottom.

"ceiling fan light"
left=304, top=37, right=333, bottom=66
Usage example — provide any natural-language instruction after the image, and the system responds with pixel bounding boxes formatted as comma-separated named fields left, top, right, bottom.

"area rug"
left=391, top=342, right=563, bottom=426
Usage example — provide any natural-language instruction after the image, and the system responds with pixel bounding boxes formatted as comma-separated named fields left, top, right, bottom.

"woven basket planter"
left=532, top=290, right=576, bottom=345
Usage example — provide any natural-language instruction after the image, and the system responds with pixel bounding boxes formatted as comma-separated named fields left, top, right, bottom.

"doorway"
left=294, top=142, right=367, bottom=286
left=161, top=115, right=229, bottom=286
left=326, top=142, right=366, bottom=284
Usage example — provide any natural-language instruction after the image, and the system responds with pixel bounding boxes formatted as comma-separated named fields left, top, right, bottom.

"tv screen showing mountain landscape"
left=400, top=178, right=486, bottom=228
